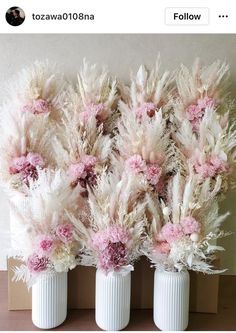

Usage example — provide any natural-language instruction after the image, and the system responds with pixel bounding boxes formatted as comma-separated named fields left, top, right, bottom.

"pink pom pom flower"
left=56, top=224, right=74, bottom=243
left=27, top=253, right=49, bottom=273
left=92, top=225, right=131, bottom=273
left=37, top=236, right=54, bottom=254
left=186, top=96, right=217, bottom=132
left=125, top=154, right=146, bottom=173
left=9, top=153, right=45, bottom=185
left=145, top=164, right=162, bottom=186
left=161, top=222, right=184, bottom=243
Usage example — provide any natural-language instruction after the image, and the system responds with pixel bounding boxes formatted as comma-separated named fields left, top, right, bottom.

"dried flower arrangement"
left=67, top=171, right=147, bottom=275
left=144, top=172, right=230, bottom=273
left=0, top=61, right=65, bottom=193
left=53, top=60, right=117, bottom=194
left=115, top=59, right=177, bottom=196
left=11, top=169, right=82, bottom=286
left=143, top=59, right=235, bottom=273
left=172, top=59, right=236, bottom=196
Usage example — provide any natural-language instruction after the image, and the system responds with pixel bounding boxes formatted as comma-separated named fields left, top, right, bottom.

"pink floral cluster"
left=155, top=217, right=201, bottom=255
left=91, top=225, right=131, bottom=273
left=186, top=96, right=217, bottom=132
left=125, top=154, right=162, bottom=187
left=27, top=253, right=49, bottom=273
left=134, top=102, right=156, bottom=120
left=67, top=154, right=98, bottom=188
left=194, top=156, right=228, bottom=179
left=28, top=223, right=74, bottom=273
left=22, top=99, right=51, bottom=115
left=79, top=102, right=107, bottom=125
left=9, top=152, right=45, bottom=185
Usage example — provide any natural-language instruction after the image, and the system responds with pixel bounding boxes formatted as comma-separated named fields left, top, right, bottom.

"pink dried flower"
left=9, top=153, right=45, bottom=185
left=186, top=104, right=203, bottom=121
left=186, top=97, right=217, bottom=132
left=85, top=102, right=106, bottom=116
left=194, top=156, right=228, bottom=178
left=135, top=102, right=156, bottom=119
left=27, top=253, right=49, bottom=273
left=145, top=164, right=162, bottom=185
left=26, top=152, right=45, bottom=168
left=161, top=222, right=184, bottom=243
left=56, top=224, right=73, bottom=243
left=9, top=156, right=28, bottom=173
left=125, top=154, right=146, bottom=173
left=67, top=163, right=86, bottom=181
left=154, top=241, right=170, bottom=255
left=194, top=161, right=216, bottom=178
left=197, top=96, right=216, bottom=110
left=92, top=225, right=131, bottom=251
left=37, top=235, right=54, bottom=254
left=210, top=156, right=228, bottom=173
left=181, top=216, right=201, bottom=235
left=33, top=99, right=50, bottom=114
left=99, top=241, right=128, bottom=272
left=80, top=155, right=97, bottom=170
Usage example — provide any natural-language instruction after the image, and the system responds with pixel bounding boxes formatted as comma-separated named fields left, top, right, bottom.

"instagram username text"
left=32, top=12, right=95, bottom=21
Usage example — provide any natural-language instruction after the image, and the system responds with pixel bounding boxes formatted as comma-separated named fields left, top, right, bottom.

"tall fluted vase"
left=153, top=269, right=190, bottom=331
left=32, top=272, right=68, bottom=329
left=95, top=269, right=131, bottom=331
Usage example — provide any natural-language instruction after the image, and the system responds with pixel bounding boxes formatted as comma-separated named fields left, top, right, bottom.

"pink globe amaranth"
left=125, top=154, right=146, bottom=173
left=56, top=224, right=73, bottom=243
left=27, top=253, right=49, bottom=273
left=33, top=99, right=50, bottom=114
left=181, top=216, right=201, bottom=235
left=145, top=164, right=162, bottom=185
left=161, top=222, right=184, bottom=243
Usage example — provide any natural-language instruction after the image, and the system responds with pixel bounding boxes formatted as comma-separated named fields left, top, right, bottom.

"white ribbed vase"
left=32, top=272, right=68, bottom=329
left=153, top=269, right=190, bottom=331
left=95, top=269, right=131, bottom=331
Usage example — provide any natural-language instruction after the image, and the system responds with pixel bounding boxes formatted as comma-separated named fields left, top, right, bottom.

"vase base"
left=32, top=314, right=67, bottom=330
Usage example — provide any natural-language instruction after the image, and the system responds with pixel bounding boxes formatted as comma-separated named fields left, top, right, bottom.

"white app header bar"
left=0, top=0, right=235, bottom=33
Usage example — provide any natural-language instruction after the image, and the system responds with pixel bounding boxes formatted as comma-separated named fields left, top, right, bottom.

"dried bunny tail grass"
left=53, top=115, right=113, bottom=169
left=1, top=60, right=66, bottom=122
left=86, top=170, right=146, bottom=231
left=176, top=58, right=230, bottom=106
left=121, top=56, right=174, bottom=112
left=14, top=168, right=81, bottom=227
left=116, top=108, right=176, bottom=171
left=77, top=58, right=118, bottom=107
left=0, top=113, right=57, bottom=189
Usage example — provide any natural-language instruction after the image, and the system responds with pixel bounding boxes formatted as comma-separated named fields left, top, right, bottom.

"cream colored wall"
left=0, top=34, right=235, bottom=273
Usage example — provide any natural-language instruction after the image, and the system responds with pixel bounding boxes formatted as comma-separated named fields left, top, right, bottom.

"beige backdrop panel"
left=0, top=34, right=235, bottom=273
